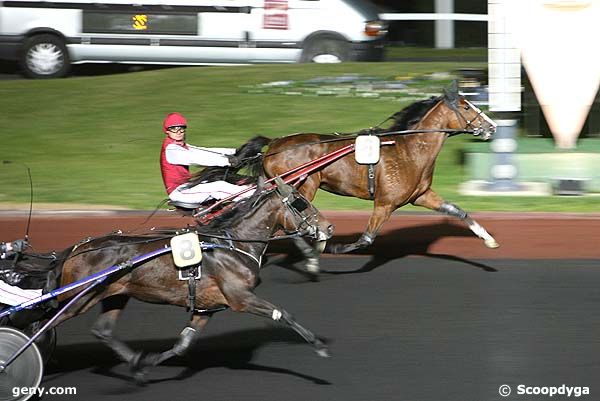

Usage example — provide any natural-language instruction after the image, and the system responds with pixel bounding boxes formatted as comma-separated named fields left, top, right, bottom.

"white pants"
left=169, top=181, right=254, bottom=204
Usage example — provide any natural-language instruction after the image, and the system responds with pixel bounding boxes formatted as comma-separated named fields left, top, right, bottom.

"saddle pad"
left=355, top=135, right=381, bottom=164
left=0, top=280, right=43, bottom=306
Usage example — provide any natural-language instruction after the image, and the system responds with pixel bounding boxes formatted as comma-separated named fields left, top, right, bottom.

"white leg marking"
left=315, top=240, right=326, bottom=253
left=468, top=220, right=500, bottom=248
left=306, top=258, right=320, bottom=274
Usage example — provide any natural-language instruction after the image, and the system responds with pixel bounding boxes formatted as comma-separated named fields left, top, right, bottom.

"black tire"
left=301, top=38, right=350, bottom=63
left=20, top=34, right=70, bottom=79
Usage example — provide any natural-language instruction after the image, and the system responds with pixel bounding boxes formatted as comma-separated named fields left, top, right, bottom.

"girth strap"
left=187, top=265, right=198, bottom=322
left=367, top=164, right=376, bottom=199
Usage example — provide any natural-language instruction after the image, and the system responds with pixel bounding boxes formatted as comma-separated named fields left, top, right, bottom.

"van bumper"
left=0, top=36, right=22, bottom=61
left=351, top=40, right=385, bottom=62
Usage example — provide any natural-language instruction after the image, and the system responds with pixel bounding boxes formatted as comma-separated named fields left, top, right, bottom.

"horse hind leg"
left=91, top=295, right=139, bottom=365
left=92, top=295, right=210, bottom=384
left=413, top=190, right=499, bottom=248
left=327, top=203, right=394, bottom=254
left=132, top=313, right=210, bottom=377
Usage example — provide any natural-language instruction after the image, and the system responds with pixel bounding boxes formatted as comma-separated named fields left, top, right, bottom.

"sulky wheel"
left=24, top=324, right=57, bottom=365
left=0, top=327, right=44, bottom=401
left=0, top=313, right=57, bottom=366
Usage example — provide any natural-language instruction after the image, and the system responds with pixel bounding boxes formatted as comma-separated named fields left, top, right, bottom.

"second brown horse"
left=262, top=87, right=498, bottom=255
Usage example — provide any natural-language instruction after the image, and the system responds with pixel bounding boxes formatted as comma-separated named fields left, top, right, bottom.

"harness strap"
left=367, top=164, right=376, bottom=199
left=187, top=266, right=197, bottom=322
left=223, top=230, right=235, bottom=249
left=262, top=129, right=473, bottom=158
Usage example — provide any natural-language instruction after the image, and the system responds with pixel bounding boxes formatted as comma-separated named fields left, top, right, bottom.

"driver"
left=159, top=112, right=254, bottom=205
left=0, top=239, right=27, bottom=260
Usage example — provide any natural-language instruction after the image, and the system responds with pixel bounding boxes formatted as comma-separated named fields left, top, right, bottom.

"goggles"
left=167, top=125, right=187, bottom=132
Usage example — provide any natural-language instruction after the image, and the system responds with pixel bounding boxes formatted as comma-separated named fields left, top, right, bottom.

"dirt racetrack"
left=1, top=211, right=599, bottom=258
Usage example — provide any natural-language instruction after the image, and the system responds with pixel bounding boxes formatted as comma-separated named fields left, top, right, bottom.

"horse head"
left=272, top=177, right=334, bottom=244
left=442, top=81, right=497, bottom=140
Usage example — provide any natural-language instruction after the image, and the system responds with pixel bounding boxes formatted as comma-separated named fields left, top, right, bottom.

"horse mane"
left=200, top=178, right=270, bottom=231
left=186, top=136, right=271, bottom=187
left=387, top=96, right=442, bottom=131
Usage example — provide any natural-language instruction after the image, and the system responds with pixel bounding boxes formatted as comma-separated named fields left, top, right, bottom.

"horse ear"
left=450, top=79, right=458, bottom=93
left=257, top=175, right=266, bottom=190
left=444, top=80, right=459, bottom=103
left=273, top=176, right=291, bottom=196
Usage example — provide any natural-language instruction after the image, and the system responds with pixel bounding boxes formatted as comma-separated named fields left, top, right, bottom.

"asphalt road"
left=34, top=256, right=600, bottom=401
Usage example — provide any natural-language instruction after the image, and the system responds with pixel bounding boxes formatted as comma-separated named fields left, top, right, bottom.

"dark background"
left=371, top=0, right=487, bottom=47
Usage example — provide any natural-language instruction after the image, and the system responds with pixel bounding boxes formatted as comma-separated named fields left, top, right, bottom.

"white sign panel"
left=504, top=0, right=600, bottom=148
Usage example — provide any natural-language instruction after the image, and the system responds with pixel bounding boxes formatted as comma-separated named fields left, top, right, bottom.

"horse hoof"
left=314, top=339, right=330, bottom=358
left=132, top=371, right=148, bottom=386
left=326, top=243, right=351, bottom=254
left=485, top=239, right=500, bottom=249
left=129, top=352, right=149, bottom=385
left=306, top=262, right=320, bottom=274
left=315, top=347, right=330, bottom=358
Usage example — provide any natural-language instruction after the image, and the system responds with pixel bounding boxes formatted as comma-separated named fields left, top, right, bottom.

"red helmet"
left=163, top=112, right=187, bottom=133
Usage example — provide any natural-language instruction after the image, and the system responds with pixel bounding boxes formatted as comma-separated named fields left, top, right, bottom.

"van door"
left=73, top=0, right=250, bottom=64
left=245, top=0, right=322, bottom=62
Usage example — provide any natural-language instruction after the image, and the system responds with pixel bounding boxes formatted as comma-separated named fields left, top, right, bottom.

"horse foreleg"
left=224, top=288, right=328, bottom=357
left=327, top=203, right=394, bottom=254
left=292, top=237, right=322, bottom=275
left=413, top=189, right=499, bottom=248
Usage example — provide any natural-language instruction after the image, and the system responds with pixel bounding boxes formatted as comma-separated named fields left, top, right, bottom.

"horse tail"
left=187, top=135, right=271, bottom=186
left=235, top=135, right=272, bottom=160
left=236, top=135, right=271, bottom=178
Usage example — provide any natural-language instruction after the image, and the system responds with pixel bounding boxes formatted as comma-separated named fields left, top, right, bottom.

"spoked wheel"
left=0, top=314, right=57, bottom=365
left=25, top=326, right=57, bottom=365
left=0, top=327, right=44, bottom=401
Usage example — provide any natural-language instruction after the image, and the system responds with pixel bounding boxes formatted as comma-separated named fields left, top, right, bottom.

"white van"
left=0, top=0, right=387, bottom=78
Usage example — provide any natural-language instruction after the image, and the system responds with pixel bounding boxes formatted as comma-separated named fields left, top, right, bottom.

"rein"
left=261, top=127, right=474, bottom=158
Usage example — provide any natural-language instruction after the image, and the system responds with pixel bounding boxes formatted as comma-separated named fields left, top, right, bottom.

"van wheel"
left=20, top=34, right=70, bottom=79
left=301, top=38, right=350, bottom=63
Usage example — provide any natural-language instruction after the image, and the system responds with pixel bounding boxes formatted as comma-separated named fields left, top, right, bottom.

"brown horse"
left=262, top=87, right=497, bottom=256
left=4, top=179, right=333, bottom=382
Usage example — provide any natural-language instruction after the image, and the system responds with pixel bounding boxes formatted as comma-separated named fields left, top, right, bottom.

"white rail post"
left=435, top=0, right=454, bottom=49
left=487, top=0, right=521, bottom=191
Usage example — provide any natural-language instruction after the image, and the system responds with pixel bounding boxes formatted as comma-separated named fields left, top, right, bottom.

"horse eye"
left=464, top=105, right=470, bottom=110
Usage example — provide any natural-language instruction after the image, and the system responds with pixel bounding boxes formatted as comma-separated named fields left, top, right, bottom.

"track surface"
left=2, top=211, right=600, bottom=258
left=1, top=212, right=599, bottom=400
left=37, top=257, right=599, bottom=401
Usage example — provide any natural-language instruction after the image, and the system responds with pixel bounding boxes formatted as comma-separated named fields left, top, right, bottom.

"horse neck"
left=406, top=102, right=451, bottom=159
left=229, top=195, right=282, bottom=249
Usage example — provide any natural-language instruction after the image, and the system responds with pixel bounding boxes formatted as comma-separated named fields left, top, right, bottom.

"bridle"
left=275, top=185, right=325, bottom=241
left=445, top=97, right=497, bottom=137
